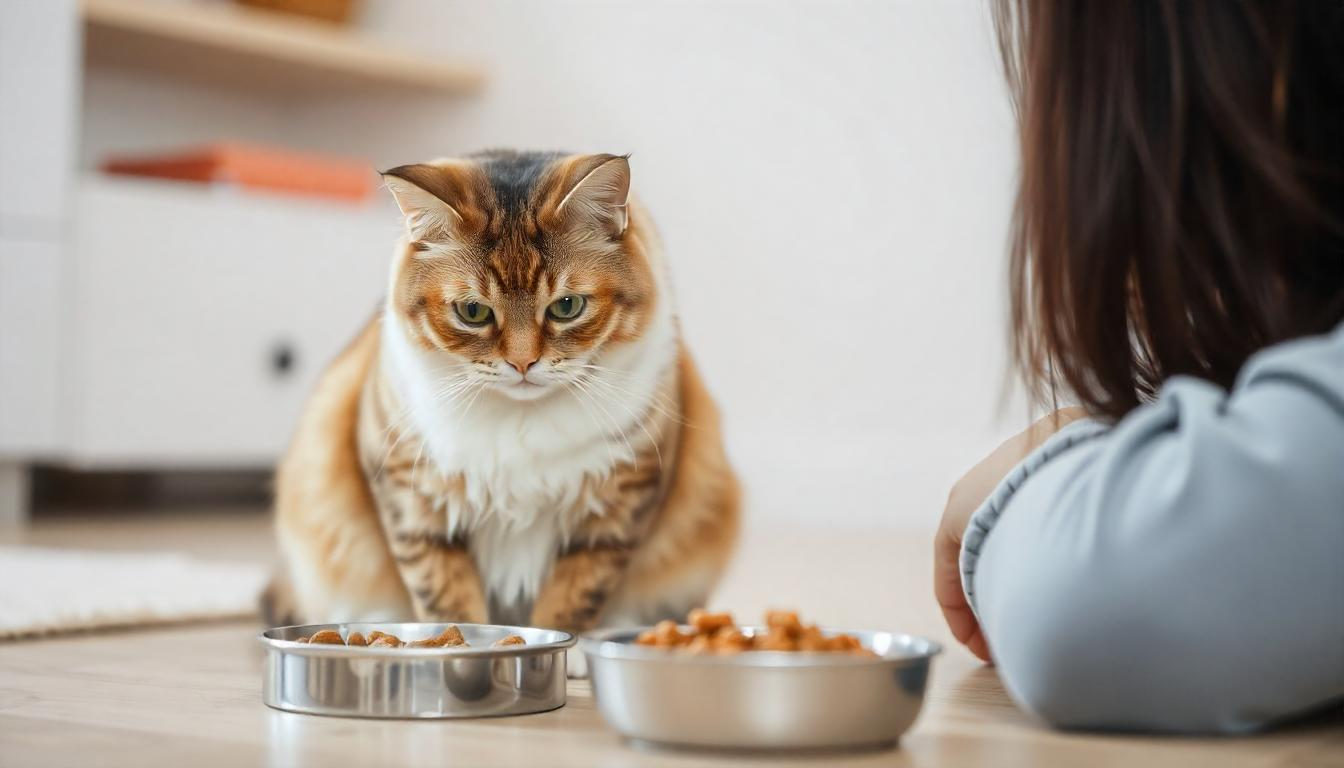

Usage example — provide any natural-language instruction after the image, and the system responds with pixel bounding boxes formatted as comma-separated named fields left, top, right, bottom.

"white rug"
left=0, top=546, right=269, bottom=639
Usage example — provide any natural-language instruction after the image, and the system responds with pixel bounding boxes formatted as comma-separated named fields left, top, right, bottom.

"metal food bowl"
left=259, top=622, right=574, bottom=719
left=582, top=627, right=940, bottom=751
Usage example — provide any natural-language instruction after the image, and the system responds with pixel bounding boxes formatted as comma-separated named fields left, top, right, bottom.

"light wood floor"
left=0, top=511, right=1339, bottom=767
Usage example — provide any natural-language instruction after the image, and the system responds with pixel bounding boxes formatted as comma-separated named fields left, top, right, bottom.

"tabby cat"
left=265, top=151, right=739, bottom=645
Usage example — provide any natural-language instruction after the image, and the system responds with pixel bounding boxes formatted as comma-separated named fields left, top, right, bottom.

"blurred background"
left=0, top=0, right=1020, bottom=534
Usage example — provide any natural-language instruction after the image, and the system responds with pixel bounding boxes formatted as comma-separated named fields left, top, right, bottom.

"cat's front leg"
left=530, top=542, right=635, bottom=632
left=531, top=540, right=634, bottom=679
left=530, top=458, right=663, bottom=636
left=375, top=486, right=488, bottom=623
left=390, top=528, right=488, bottom=623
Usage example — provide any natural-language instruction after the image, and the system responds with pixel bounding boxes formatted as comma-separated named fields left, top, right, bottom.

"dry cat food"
left=291, top=626, right=526, bottom=649
left=634, top=609, right=876, bottom=657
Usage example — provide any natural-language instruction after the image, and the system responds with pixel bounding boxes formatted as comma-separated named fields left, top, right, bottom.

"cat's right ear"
left=381, top=163, right=467, bottom=240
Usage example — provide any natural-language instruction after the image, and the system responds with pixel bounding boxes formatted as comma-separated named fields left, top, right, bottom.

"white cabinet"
left=0, top=0, right=79, bottom=230
left=0, top=0, right=79, bottom=521
left=68, top=177, right=394, bottom=466
left=0, top=0, right=480, bottom=522
left=0, top=238, right=64, bottom=455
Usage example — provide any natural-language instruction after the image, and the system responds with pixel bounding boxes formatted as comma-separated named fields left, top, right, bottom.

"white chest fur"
left=380, top=306, right=677, bottom=617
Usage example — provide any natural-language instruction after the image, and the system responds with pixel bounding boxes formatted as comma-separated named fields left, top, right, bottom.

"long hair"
left=995, top=0, right=1344, bottom=419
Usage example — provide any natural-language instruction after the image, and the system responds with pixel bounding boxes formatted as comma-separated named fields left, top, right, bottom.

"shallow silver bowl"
left=259, top=622, right=574, bottom=719
left=583, top=627, right=940, bottom=751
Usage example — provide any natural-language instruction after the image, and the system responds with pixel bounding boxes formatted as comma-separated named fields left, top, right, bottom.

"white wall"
left=81, top=0, right=1028, bottom=530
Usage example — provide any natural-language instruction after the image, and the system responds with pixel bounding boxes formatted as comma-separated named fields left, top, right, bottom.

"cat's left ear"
left=381, top=163, right=470, bottom=240
left=554, top=154, right=631, bottom=238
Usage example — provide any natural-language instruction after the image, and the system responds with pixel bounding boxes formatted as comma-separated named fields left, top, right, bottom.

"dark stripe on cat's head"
left=467, top=149, right=568, bottom=219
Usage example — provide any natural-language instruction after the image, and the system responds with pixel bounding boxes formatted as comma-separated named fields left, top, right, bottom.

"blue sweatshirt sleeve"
left=959, top=323, right=1344, bottom=734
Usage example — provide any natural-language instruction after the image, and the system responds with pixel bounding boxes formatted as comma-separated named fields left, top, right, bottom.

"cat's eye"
left=547, top=295, right=586, bottom=321
left=454, top=300, right=494, bottom=326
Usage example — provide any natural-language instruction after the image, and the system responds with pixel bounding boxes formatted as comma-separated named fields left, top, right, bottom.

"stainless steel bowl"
left=259, top=622, right=574, bottom=718
left=583, top=627, right=940, bottom=751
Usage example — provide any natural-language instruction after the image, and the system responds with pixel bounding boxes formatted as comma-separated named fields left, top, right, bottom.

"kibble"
left=287, top=625, right=525, bottom=651
left=308, top=630, right=345, bottom=645
left=635, top=609, right=877, bottom=657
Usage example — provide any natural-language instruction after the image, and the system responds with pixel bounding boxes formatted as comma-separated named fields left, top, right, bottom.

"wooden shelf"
left=81, top=0, right=486, bottom=97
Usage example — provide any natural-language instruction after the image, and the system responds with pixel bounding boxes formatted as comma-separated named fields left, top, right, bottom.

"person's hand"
left=933, top=407, right=1089, bottom=662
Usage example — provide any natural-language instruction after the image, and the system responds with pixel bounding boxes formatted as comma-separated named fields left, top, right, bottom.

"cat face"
left=383, top=151, right=656, bottom=402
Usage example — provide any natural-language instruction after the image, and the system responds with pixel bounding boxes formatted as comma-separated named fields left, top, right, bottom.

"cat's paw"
left=565, top=650, right=589, bottom=679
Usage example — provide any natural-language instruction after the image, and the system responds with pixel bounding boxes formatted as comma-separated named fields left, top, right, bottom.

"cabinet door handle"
left=270, top=341, right=297, bottom=378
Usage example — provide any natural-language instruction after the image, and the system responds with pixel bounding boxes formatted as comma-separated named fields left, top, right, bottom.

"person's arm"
left=961, top=324, right=1344, bottom=734
left=935, top=407, right=1091, bottom=662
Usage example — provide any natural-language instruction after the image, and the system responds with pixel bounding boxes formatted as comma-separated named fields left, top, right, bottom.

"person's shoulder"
left=1237, top=320, right=1344, bottom=391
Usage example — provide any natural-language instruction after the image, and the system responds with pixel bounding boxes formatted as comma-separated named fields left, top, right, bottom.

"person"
left=933, top=0, right=1344, bottom=733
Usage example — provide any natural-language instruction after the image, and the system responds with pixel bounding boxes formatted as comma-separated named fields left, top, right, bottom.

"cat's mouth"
left=495, top=378, right=554, bottom=401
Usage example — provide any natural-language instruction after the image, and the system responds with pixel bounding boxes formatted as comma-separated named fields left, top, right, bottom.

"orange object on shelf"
left=236, top=0, right=359, bottom=25
left=101, top=143, right=376, bottom=202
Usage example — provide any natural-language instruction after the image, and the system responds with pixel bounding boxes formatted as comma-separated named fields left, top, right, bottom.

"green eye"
left=454, top=300, right=493, bottom=326
left=547, top=295, right=586, bottom=321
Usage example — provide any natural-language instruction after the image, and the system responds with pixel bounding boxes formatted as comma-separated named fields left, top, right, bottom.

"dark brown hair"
left=995, top=0, right=1344, bottom=420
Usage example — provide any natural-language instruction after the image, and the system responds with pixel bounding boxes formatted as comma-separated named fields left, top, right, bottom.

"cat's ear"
left=554, top=154, right=631, bottom=238
left=381, top=163, right=468, bottom=240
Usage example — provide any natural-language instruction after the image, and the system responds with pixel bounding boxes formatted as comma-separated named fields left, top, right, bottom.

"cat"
left=264, top=150, right=740, bottom=647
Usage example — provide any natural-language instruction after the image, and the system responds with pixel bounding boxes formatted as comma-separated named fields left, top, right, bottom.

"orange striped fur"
left=268, top=151, right=739, bottom=643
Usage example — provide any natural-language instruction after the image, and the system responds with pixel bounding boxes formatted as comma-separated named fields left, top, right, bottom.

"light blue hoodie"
left=960, top=321, right=1344, bottom=733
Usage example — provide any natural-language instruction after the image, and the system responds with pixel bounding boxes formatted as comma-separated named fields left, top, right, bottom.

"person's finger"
left=934, top=527, right=991, bottom=661
left=963, top=624, right=992, bottom=663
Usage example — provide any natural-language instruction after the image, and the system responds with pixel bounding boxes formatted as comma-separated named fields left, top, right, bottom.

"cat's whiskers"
left=432, top=380, right=479, bottom=407
left=459, top=379, right=489, bottom=421
left=562, top=380, right=620, bottom=468
left=576, top=371, right=664, bottom=469
left=576, top=366, right=686, bottom=429
left=573, top=362, right=683, bottom=420
left=568, top=374, right=637, bottom=466
left=374, top=404, right=416, bottom=481
left=376, top=375, right=480, bottom=481
left=408, top=438, right=428, bottom=492
left=432, top=371, right=494, bottom=411
left=580, top=370, right=678, bottom=423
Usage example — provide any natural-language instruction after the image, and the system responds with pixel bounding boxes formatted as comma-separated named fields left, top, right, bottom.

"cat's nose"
left=508, top=356, right=539, bottom=375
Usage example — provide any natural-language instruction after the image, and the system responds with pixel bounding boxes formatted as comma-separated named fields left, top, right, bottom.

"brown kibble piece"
left=712, top=627, right=752, bottom=650
left=407, top=625, right=468, bottom=648
left=825, top=634, right=862, bottom=652
left=687, top=608, right=734, bottom=634
left=437, top=625, right=466, bottom=646
left=369, top=636, right=403, bottom=648
left=797, top=625, right=828, bottom=652
left=634, top=629, right=658, bottom=646
left=756, top=626, right=797, bottom=652
left=653, top=620, right=688, bottom=646
left=710, top=628, right=751, bottom=654
left=494, top=635, right=526, bottom=647
left=765, top=610, right=802, bottom=636
left=308, top=630, right=344, bottom=645
left=345, top=632, right=367, bottom=647
left=685, top=635, right=713, bottom=654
